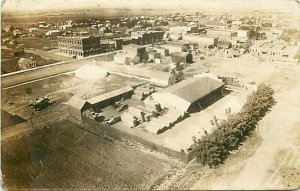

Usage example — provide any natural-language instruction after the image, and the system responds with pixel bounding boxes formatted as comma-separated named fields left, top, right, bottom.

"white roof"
left=87, top=86, right=133, bottom=105
left=68, top=96, right=88, bottom=110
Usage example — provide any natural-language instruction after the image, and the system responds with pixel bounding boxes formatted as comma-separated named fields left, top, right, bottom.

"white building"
left=182, top=35, right=218, bottom=48
left=45, top=30, right=60, bottom=37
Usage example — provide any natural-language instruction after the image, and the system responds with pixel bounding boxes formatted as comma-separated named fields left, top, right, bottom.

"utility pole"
left=28, top=108, right=34, bottom=128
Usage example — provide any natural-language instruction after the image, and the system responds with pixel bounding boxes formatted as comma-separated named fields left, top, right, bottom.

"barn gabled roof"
left=160, top=76, right=224, bottom=103
left=68, top=96, right=89, bottom=110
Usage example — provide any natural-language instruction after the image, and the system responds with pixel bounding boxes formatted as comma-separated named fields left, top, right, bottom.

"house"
left=150, top=72, right=176, bottom=87
left=171, top=52, right=193, bottom=65
left=67, top=96, right=91, bottom=119
left=18, top=57, right=37, bottom=70
left=151, top=76, right=225, bottom=112
left=87, top=86, right=133, bottom=111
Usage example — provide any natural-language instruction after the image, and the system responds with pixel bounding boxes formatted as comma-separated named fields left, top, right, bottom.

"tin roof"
left=87, top=86, right=133, bottom=105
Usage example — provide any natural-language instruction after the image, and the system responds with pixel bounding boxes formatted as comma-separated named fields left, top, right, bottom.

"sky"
left=1, top=0, right=299, bottom=13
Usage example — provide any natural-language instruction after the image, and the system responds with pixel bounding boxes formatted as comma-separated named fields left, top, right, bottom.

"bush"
left=189, top=83, right=276, bottom=167
left=25, top=88, right=32, bottom=94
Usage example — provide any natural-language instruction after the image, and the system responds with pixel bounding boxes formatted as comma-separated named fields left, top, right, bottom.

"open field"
left=16, top=37, right=58, bottom=50
left=1, top=119, right=181, bottom=190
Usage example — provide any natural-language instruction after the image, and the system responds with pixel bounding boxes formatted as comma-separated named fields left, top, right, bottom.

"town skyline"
left=2, top=0, right=299, bottom=13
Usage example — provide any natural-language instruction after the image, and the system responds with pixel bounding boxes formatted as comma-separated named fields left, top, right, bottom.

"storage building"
left=151, top=76, right=224, bottom=112
left=68, top=96, right=91, bottom=119
left=87, top=86, right=133, bottom=111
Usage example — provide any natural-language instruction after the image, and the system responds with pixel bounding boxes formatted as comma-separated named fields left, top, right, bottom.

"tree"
left=189, top=83, right=276, bottom=167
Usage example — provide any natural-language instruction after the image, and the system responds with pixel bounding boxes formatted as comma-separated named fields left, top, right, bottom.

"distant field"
left=16, top=37, right=58, bottom=50
left=1, top=9, right=176, bottom=28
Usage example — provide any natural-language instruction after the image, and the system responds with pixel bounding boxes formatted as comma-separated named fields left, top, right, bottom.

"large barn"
left=151, top=77, right=224, bottom=112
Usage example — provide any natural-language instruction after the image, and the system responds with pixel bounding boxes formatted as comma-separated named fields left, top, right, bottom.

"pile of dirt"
left=1, top=109, right=26, bottom=129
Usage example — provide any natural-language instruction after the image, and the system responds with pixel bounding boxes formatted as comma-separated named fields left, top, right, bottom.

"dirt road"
left=190, top=62, right=300, bottom=190
left=228, top=78, right=300, bottom=190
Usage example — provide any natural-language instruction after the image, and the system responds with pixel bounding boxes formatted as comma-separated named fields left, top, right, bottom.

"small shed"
left=171, top=52, right=193, bottom=64
left=68, top=96, right=91, bottom=119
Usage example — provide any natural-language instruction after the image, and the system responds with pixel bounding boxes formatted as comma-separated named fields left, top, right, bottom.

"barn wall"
left=68, top=106, right=82, bottom=119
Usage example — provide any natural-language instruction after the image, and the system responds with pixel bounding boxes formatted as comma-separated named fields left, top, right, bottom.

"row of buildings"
left=57, top=30, right=164, bottom=58
left=113, top=43, right=193, bottom=66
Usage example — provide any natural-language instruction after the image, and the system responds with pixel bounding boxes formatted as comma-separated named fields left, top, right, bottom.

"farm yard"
left=1, top=50, right=300, bottom=190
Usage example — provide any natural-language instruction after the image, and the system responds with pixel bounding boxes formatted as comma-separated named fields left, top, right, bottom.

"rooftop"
left=160, top=76, right=224, bottom=103
left=68, top=96, right=88, bottom=110
left=87, top=86, right=133, bottom=105
left=171, top=52, right=189, bottom=57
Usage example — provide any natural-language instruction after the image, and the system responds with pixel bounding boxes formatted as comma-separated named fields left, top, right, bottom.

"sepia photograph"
left=1, top=0, right=299, bottom=190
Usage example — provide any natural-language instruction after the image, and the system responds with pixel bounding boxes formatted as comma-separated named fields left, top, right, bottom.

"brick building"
left=57, top=36, right=101, bottom=58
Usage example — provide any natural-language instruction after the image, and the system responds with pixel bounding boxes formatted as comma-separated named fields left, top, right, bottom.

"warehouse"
left=68, top=96, right=91, bottom=119
left=151, top=76, right=225, bottom=112
left=87, top=86, right=133, bottom=111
